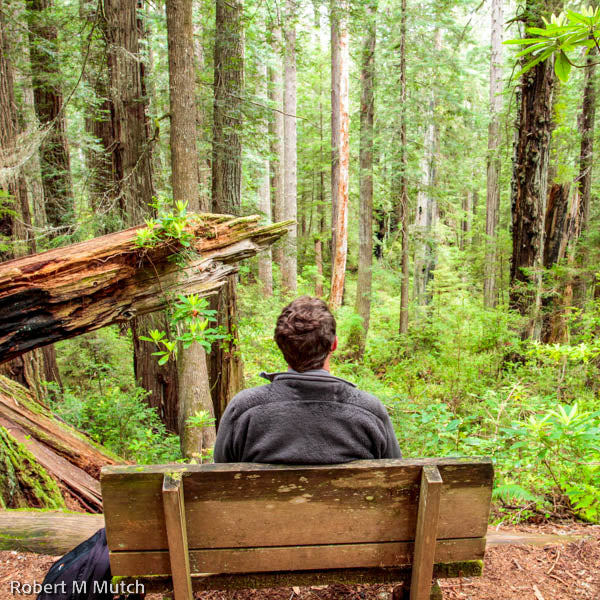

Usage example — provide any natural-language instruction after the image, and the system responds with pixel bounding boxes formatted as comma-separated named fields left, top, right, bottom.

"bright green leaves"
left=139, top=294, right=225, bottom=364
left=505, top=6, right=600, bottom=82
left=554, top=51, right=572, bottom=82
left=134, top=197, right=196, bottom=250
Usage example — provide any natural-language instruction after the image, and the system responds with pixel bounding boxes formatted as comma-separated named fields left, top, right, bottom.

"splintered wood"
left=0, top=214, right=291, bottom=364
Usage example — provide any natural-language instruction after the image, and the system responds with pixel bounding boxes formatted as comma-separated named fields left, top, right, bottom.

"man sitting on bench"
left=214, top=295, right=401, bottom=464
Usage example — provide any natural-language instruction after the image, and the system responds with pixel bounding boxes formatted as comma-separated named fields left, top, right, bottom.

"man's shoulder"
left=345, top=386, right=391, bottom=421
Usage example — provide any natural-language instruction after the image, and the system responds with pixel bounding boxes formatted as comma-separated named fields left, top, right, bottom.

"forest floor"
left=0, top=523, right=597, bottom=600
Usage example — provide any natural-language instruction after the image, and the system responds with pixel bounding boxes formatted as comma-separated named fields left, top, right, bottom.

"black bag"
left=36, top=528, right=113, bottom=600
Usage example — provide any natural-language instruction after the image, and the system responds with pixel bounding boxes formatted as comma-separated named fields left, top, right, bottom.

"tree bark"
left=166, top=0, right=216, bottom=453
left=329, top=0, right=349, bottom=310
left=399, top=0, right=409, bottom=334
left=330, top=0, right=340, bottom=261
left=573, top=51, right=597, bottom=305
left=212, top=0, right=243, bottom=215
left=483, top=0, right=503, bottom=308
left=26, top=0, right=75, bottom=235
left=210, top=0, right=245, bottom=425
left=509, top=0, right=561, bottom=338
left=269, top=12, right=285, bottom=272
left=282, top=0, right=298, bottom=294
left=0, top=214, right=291, bottom=364
left=257, top=59, right=273, bottom=296
left=348, top=1, right=376, bottom=358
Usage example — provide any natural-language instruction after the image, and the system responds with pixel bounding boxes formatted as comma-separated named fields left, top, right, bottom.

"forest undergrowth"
left=49, top=261, right=600, bottom=525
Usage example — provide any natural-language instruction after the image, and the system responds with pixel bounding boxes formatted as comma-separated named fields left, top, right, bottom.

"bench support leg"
left=163, top=474, right=193, bottom=600
left=409, top=466, right=443, bottom=600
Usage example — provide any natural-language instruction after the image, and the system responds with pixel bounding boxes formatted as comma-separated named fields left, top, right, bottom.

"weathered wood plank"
left=410, top=466, right=443, bottom=600
left=162, top=474, right=193, bottom=600
left=0, top=214, right=292, bottom=364
left=101, top=459, right=493, bottom=552
left=113, top=562, right=483, bottom=592
left=108, top=537, right=485, bottom=576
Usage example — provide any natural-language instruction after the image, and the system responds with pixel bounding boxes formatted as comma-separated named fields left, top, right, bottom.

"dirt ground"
left=0, top=523, right=597, bottom=600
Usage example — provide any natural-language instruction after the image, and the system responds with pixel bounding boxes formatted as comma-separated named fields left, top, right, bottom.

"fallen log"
left=0, top=375, right=120, bottom=512
left=0, top=214, right=291, bottom=364
left=0, top=510, right=104, bottom=555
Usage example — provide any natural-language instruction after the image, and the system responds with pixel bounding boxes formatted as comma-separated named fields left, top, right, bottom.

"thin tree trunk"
left=330, top=0, right=340, bottom=262
left=282, top=0, right=297, bottom=294
left=212, top=0, right=243, bottom=215
left=193, top=20, right=211, bottom=211
left=398, top=0, right=409, bottom=334
left=348, top=1, right=376, bottom=358
left=269, top=12, right=285, bottom=272
left=573, top=51, right=597, bottom=305
left=257, top=59, right=273, bottom=295
left=329, top=0, right=349, bottom=310
left=26, top=0, right=74, bottom=235
left=166, top=0, right=215, bottom=456
left=509, top=0, right=561, bottom=338
left=484, top=0, right=503, bottom=308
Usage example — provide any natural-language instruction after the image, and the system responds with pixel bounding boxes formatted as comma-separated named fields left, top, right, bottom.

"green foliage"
left=48, top=384, right=181, bottom=464
left=140, top=294, right=224, bottom=363
left=506, top=6, right=600, bottom=82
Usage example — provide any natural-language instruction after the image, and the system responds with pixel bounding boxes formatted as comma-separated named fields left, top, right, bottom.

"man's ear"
left=331, top=336, right=338, bottom=352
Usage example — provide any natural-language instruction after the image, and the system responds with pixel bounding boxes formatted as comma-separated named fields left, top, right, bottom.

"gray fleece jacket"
left=213, top=370, right=402, bottom=464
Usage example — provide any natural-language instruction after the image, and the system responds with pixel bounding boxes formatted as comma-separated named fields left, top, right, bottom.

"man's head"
left=274, top=296, right=337, bottom=372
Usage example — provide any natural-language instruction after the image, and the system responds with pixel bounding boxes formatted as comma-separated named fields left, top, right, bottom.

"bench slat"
left=101, top=459, right=493, bottom=553
left=108, top=536, right=485, bottom=576
left=410, top=466, right=443, bottom=600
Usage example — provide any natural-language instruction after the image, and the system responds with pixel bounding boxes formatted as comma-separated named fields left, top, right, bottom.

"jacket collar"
left=259, top=370, right=357, bottom=387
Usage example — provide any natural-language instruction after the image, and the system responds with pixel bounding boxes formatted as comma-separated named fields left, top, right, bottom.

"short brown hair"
left=274, top=296, right=336, bottom=372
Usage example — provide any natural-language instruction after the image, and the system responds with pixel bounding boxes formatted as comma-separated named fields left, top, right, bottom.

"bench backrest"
left=101, top=457, right=493, bottom=581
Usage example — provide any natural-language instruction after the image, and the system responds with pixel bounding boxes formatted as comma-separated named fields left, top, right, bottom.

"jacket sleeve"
left=383, top=412, right=402, bottom=458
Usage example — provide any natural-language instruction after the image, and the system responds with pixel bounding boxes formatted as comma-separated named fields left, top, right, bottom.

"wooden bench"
left=100, top=457, right=493, bottom=600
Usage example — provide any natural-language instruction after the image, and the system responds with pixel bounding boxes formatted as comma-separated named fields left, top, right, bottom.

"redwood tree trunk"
left=329, top=0, right=349, bottom=310
left=26, top=0, right=74, bottom=234
left=573, top=52, right=597, bottom=304
left=483, top=0, right=503, bottom=308
left=166, top=0, right=216, bottom=454
left=269, top=13, right=285, bottom=272
left=212, top=0, right=243, bottom=215
left=211, top=0, right=244, bottom=421
left=349, top=1, right=376, bottom=358
left=104, top=0, right=179, bottom=430
left=257, top=57, right=273, bottom=296
left=399, top=0, right=409, bottom=334
left=282, top=0, right=298, bottom=294
left=509, top=0, right=561, bottom=338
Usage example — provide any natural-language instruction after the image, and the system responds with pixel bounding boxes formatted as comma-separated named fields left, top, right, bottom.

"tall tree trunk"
left=257, top=59, right=273, bottom=295
left=210, top=0, right=244, bottom=424
left=282, top=0, right=297, bottom=293
left=80, top=0, right=116, bottom=234
left=413, top=95, right=437, bottom=305
left=329, top=0, right=349, bottom=310
left=212, top=0, right=243, bottom=215
left=104, top=0, right=179, bottom=431
left=509, top=0, right=561, bottom=338
left=269, top=12, right=285, bottom=272
left=0, top=0, right=56, bottom=399
left=573, top=51, right=597, bottom=305
left=348, top=1, right=376, bottom=358
left=26, top=0, right=74, bottom=235
left=193, top=20, right=211, bottom=211
left=330, top=0, right=340, bottom=262
left=398, top=0, right=409, bottom=334
left=483, top=0, right=503, bottom=308
left=166, top=0, right=215, bottom=457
